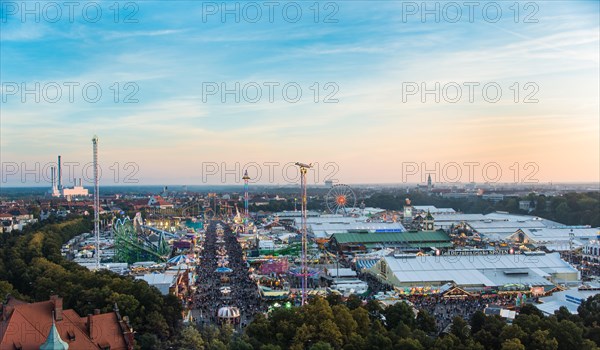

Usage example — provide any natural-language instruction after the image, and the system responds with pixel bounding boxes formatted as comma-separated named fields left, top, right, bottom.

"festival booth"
left=442, top=286, right=474, bottom=299
left=393, top=285, right=442, bottom=297
left=259, top=285, right=290, bottom=300
left=260, top=259, right=289, bottom=275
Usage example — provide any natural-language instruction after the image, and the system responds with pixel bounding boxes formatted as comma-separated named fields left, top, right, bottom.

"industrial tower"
left=295, top=162, right=312, bottom=306
left=92, top=136, right=100, bottom=269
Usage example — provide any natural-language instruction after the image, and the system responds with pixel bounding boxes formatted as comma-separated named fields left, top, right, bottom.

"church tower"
left=403, top=198, right=413, bottom=224
left=424, top=210, right=435, bottom=231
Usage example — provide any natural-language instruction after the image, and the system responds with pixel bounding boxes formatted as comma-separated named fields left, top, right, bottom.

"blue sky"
left=1, top=1, right=599, bottom=186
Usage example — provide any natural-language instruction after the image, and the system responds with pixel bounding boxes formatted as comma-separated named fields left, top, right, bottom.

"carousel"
left=217, top=306, right=241, bottom=325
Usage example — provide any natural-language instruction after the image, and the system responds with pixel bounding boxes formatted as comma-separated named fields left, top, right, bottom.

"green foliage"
left=237, top=294, right=600, bottom=350
left=381, top=301, right=415, bottom=329
left=0, top=218, right=183, bottom=348
left=501, top=338, right=525, bottom=350
left=415, top=309, right=437, bottom=334
left=177, top=325, right=205, bottom=350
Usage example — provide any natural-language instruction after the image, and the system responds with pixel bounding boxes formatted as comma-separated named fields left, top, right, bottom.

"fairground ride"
left=113, top=217, right=171, bottom=264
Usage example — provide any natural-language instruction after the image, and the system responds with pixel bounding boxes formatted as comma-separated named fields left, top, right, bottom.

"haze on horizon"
left=1, top=1, right=598, bottom=187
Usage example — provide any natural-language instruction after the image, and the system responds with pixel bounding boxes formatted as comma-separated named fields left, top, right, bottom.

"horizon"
left=1, top=1, right=599, bottom=185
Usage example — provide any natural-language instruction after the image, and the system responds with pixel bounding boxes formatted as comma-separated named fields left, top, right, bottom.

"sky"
left=1, top=0, right=599, bottom=186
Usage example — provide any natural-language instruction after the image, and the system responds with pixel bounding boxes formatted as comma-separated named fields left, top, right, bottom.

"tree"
left=177, top=326, right=205, bottom=350
left=346, top=294, right=363, bottom=310
left=500, top=325, right=526, bottom=344
left=450, top=316, right=470, bottom=343
left=326, top=293, right=343, bottom=306
left=333, top=304, right=358, bottom=344
left=578, top=294, right=600, bottom=327
left=552, top=319, right=584, bottom=350
left=351, top=307, right=371, bottom=338
left=382, top=301, right=415, bottom=329
left=432, top=333, right=461, bottom=350
left=470, top=311, right=486, bottom=334
left=528, top=330, right=558, bottom=350
left=396, top=338, right=424, bottom=350
left=514, top=314, right=543, bottom=334
left=310, top=341, right=334, bottom=350
left=501, top=338, right=525, bottom=350
left=416, top=310, right=437, bottom=334
left=318, top=319, right=343, bottom=349
left=520, top=304, right=544, bottom=318
left=245, top=313, right=271, bottom=348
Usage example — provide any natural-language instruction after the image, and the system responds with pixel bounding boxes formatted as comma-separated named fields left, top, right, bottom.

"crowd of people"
left=193, top=221, right=264, bottom=327
left=410, top=295, right=514, bottom=332
left=361, top=270, right=520, bottom=332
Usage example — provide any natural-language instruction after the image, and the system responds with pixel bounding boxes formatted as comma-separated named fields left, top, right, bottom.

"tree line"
left=170, top=293, right=600, bottom=350
left=364, top=191, right=600, bottom=227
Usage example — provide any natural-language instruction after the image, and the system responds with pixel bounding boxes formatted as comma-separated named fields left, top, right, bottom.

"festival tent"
left=168, top=254, right=196, bottom=264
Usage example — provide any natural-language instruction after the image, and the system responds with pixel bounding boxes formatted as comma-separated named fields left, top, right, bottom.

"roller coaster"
left=113, top=217, right=171, bottom=264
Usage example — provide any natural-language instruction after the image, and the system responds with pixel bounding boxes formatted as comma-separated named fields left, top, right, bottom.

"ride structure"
left=242, top=170, right=250, bottom=232
left=325, top=184, right=357, bottom=215
left=92, top=135, right=100, bottom=270
left=113, top=217, right=171, bottom=264
left=295, top=162, right=312, bottom=306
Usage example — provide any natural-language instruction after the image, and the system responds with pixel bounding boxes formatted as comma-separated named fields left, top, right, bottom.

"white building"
left=537, top=286, right=600, bottom=315
left=508, top=228, right=600, bottom=251
left=582, top=239, right=600, bottom=262
left=368, top=252, right=579, bottom=292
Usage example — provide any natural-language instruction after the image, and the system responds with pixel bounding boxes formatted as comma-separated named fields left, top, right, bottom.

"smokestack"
left=51, top=166, right=56, bottom=189
left=57, top=155, right=62, bottom=190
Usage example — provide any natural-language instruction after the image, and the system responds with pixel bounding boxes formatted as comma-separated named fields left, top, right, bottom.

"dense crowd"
left=193, top=221, right=265, bottom=327
left=410, top=295, right=513, bottom=332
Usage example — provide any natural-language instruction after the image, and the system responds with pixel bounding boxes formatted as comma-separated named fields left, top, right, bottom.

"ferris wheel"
left=325, top=184, right=356, bottom=215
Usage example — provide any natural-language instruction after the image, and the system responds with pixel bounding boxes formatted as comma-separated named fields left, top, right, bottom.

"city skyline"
left=1, top=1, right=599, bottom=185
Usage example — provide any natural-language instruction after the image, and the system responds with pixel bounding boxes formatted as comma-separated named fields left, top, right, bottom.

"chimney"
left=88, top=314, right=95, bottom=340
left=50, top=295, right=63, bottom=321
left=51, top=166, right=56, bottom=190
left=2, top=304, right=14, bottom=321
left=57, top=155, right=62, bottom=190
left=93, top=309, right=100, bottom=315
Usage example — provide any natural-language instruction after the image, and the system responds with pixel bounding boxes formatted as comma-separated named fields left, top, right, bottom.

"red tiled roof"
left=0, top=296, right=133, bottom=350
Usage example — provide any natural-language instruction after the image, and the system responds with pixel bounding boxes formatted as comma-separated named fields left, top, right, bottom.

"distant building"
left=481, top=193, right=505, bottom=203
left=0, top=295, right=134, bottom=350
left=0, top=212, right=37, bottom=233
left=61, top=179, right=89, bottom=198
left=148, top=196, right=174, bottom=209
left=583, top=239, right=600, bottom=263
left=519, top=200, right=534, bottom=211
left=413, top=206, right=456, bottom=215
left=329, top=230, right=452, bottom=255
